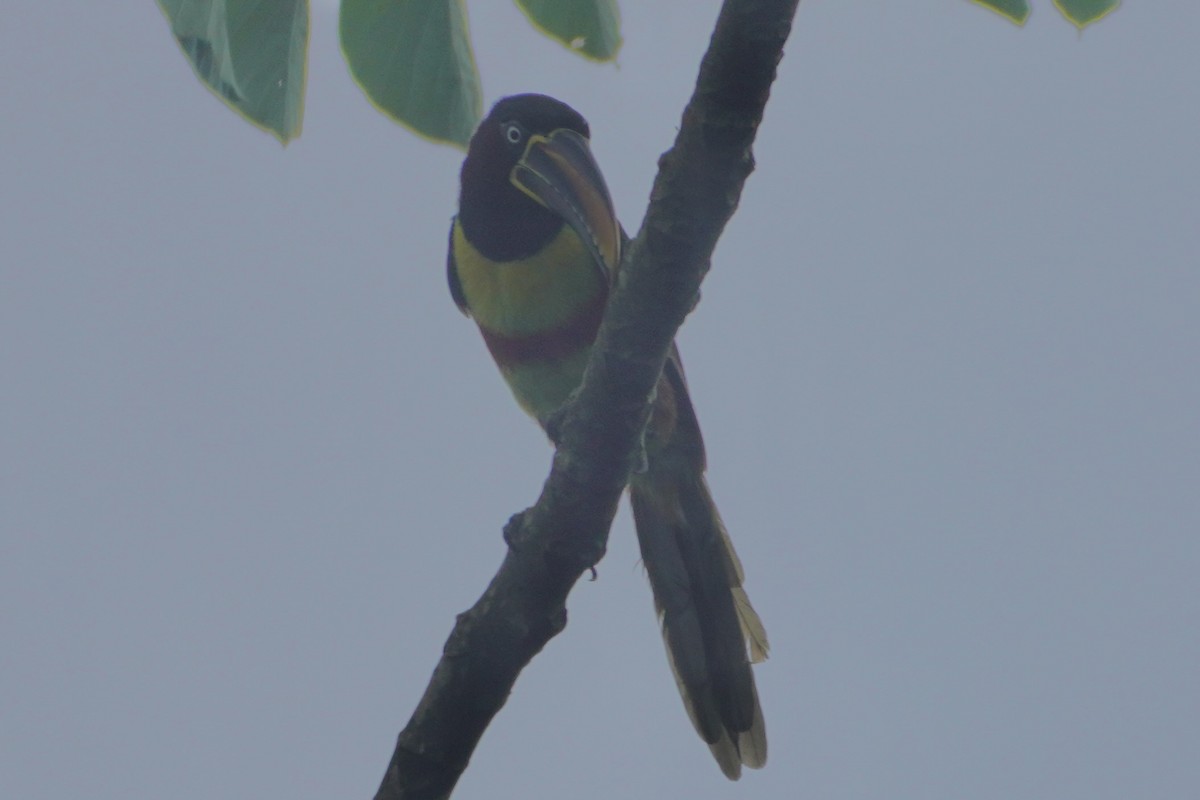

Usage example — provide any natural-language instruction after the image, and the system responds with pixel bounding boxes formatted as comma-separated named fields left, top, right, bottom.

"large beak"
left=511, top=128, right=621, bottom=275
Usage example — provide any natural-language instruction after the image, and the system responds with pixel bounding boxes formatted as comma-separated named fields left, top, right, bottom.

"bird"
left=447, top=93, right=769, bottom=779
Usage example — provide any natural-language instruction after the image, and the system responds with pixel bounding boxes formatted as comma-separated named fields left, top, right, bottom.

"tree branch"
left=374, top=2, right=800, bottom=797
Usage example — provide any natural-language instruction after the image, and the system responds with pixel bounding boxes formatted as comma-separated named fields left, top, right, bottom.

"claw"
left=541, top=388, right=580, bottom=445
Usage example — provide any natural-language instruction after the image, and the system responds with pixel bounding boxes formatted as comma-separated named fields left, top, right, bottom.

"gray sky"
left=3, top=2, right=1198, bottom=798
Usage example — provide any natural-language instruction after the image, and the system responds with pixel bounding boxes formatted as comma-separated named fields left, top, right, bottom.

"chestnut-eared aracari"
left=448, top=94, right=768, bottom=779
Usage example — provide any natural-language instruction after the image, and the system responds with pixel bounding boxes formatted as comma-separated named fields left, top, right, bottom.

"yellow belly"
left=452, top=224, right=605, bottom=336
left=452, top=222, right=608, bottom=421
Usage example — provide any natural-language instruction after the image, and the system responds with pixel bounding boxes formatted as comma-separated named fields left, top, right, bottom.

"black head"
left=458, top=94, right=593, bottom=261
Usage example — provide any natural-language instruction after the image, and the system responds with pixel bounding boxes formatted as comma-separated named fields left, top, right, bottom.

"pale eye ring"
left=502, top=122, right=523, bottom=145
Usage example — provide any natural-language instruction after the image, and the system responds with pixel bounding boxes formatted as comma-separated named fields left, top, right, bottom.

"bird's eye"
left=501, top=122, right=524, bottom=145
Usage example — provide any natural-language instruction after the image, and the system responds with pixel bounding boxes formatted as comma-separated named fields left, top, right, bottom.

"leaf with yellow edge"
left=514, top=0, right=622, bottom=62
left=340, top=0, right=482, bottom=149
left=1053, top=0, right=1120, bottom=28
left=158, top=0, right=308, bottom=144
left=968, top=0, right=1030, bottom=25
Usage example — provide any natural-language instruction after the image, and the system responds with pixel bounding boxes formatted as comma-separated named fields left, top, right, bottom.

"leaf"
left=1053, top=0, right=1120, bottom=28
left=339, top=0, right=482, bottom=149
left=514, top=0, right=622, bottom=62
left=968, top=0, right=1031, bottom=25
left=158, top=0, right=308, bottom=144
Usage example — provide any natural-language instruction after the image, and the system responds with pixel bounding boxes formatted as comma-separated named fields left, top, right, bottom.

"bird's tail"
left=630, top=466, right=769, bottom=779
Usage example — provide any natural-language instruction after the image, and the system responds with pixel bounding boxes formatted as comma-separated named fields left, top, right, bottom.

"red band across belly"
left=480, top=291, right=607, bottom=366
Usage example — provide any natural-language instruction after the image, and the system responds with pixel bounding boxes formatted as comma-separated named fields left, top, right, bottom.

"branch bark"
left=374, top=2, right=800, bottom=797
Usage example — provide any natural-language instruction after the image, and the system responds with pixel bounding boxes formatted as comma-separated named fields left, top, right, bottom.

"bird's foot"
left=541, top=388, right=582, bottom=446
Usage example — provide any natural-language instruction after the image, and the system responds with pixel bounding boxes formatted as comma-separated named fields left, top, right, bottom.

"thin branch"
left=374, top=1, right=800, bottom=797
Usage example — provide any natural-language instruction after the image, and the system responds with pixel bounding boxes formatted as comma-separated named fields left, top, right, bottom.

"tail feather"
left=630, top=471, right=768, bottom=779
left=733, top=586, right=770, bottom=664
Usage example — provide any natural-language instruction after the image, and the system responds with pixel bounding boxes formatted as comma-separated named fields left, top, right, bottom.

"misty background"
left=3, top=2, right=1197, bottom=798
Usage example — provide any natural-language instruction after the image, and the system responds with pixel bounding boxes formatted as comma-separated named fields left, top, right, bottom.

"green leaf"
left=968, top=0, right=1031, bottom=25
left=1053, top=0, right=1120, bottom=28
left=340, top=0, right=482, bottom=149
left=515, top=0, right=622, bottom=62
left=158, top=0, right=308, bottom=144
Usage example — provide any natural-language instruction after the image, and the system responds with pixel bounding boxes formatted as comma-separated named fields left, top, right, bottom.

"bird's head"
left=458, top=94, right=620, bottom=270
